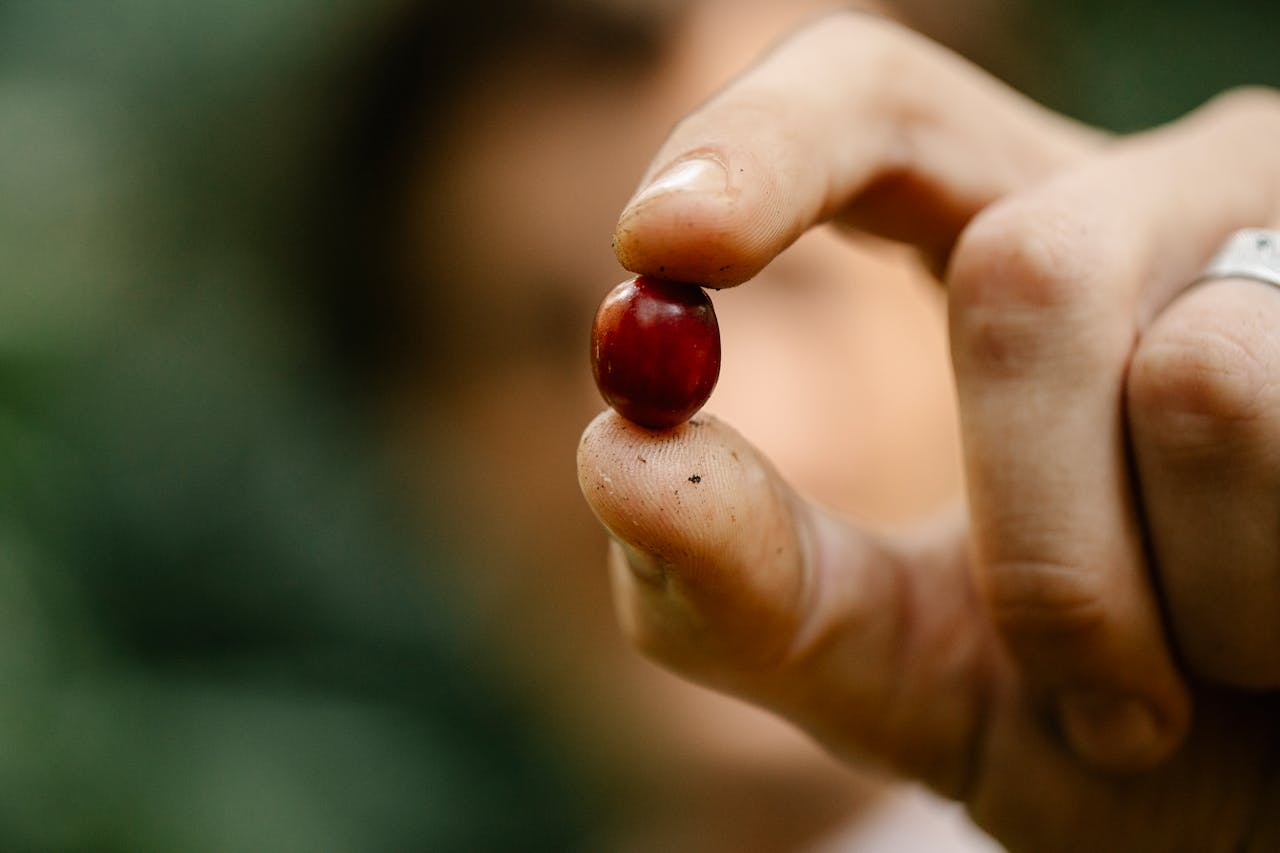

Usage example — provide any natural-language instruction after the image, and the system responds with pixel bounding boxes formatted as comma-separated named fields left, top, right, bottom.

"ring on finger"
left=1195, top=228, right=1280, bottom=288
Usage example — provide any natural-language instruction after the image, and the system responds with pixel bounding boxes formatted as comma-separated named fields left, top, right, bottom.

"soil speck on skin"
left=718, top=264, right=731, bottom=272
left=659, top=265, right=665, bottom=273
left=638, top=456, right=646, bottom=464
left=688, top=475, right=701, bottom=484
left=730, top=451, right=739, bottom=461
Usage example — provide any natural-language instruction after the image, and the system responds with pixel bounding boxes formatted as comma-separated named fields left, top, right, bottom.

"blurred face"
left=388, top=0, right=961, bottom=825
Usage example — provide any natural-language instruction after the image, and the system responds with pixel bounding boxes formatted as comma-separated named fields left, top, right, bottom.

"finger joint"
left=949, top=200, right=1113, bottom=379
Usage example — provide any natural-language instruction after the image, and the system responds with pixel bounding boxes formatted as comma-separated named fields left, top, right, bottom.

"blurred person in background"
left=1, top=0, right=1275, bottom=851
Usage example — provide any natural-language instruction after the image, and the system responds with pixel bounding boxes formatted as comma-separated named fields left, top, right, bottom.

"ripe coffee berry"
left=590, top=275, right=720, bottom=430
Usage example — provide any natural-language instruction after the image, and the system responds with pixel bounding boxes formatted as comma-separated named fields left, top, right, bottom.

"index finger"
left=613, top=12, right=1100, bottom=287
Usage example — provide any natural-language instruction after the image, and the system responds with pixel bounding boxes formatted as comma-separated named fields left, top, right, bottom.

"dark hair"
left=307, top=0, right=672, bottom=393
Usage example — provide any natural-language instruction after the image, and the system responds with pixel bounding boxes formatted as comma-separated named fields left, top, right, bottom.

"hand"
left=579, top=12, right=1280, bottom=851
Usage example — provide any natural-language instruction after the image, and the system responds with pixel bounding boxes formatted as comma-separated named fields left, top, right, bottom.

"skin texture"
left=591, top=276, right=721, bottom=430
left=579, top=11, right=1280, bottom=851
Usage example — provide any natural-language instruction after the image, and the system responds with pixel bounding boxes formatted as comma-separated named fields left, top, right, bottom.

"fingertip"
left=577, top=409, right=808, bottom=670
left=576, top=408, right=712, bottom=543
left=612, top=146, right=800, bottom=288
left=577, top=409, right=789, bottom=566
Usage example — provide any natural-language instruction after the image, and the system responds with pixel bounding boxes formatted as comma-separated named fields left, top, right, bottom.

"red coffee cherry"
left=590, top=275, right=720, bottom=430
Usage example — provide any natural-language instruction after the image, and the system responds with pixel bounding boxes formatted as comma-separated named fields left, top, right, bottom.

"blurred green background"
left=0, top=2, right=596, bottom=849
left=0, top=1, right=1274, bottom=851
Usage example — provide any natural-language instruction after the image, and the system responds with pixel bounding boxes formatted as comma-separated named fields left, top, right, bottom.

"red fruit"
left=591, top=275, right=720, bottom=430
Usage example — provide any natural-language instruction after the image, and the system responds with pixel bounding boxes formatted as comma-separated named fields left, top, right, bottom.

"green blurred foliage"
left=1018, top=0, right=1278, bottom=130
left=0, top=2, right=593, bottom=850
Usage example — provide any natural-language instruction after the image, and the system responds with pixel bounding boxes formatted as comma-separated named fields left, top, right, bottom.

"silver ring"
left=1196, top=228, right=1280, bottom=287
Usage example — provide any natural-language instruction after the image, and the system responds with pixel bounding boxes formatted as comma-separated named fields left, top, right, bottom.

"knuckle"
left=949, top=201, right=1106, bottom=376
left=1129, top=318, right=1276, bottom=456
left=800, top=6, right=899, bottom=43
left=1200, top=85, right=1280, bottom=131
left=778, top=8, right=889, bottom=71
left=952, top=200, right=1093, bottom=313
left=983, top=559, right=1109, bottom=644
left=786, top=10, right=905, bottom=118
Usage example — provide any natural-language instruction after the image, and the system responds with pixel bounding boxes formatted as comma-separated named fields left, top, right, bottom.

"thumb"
left=577, top=409, right=989, bottom=797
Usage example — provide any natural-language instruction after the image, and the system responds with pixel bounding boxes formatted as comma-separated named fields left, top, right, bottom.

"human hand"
left=579, top=12, right=1280, bottom=851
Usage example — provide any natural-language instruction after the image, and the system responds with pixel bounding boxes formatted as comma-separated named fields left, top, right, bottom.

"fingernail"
left=1059, top=691, right=1167, bottom=769
left=625, top=155, right=728, bottom=213
left=615, top=539, right=668, bottom=585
